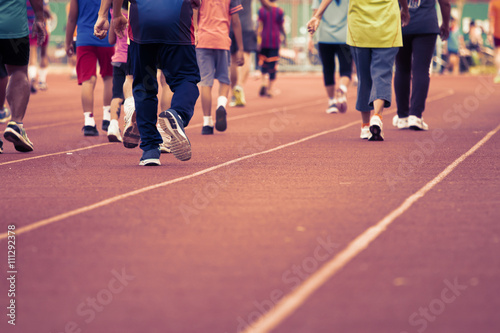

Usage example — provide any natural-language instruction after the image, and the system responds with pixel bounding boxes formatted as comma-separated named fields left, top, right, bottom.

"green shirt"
left=347, top=0, right=402, bottom=47
left=0, top=0, right=29, bottom=39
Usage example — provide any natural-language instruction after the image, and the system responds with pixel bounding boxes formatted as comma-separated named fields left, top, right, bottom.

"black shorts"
left=0, top=63, right=7, bottom=79
left=230, top=30, right=257, bottom=54
left=495, top=37, right=500, bottom=48
left=0, top=36, right=30, bottom=70
left=112, top=62, right=129, bottom=100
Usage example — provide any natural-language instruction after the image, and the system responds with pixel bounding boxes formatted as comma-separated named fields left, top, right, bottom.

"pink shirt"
left=111, top=10, right=128, bottom=63
left=197, top=0, right=243, bottom=50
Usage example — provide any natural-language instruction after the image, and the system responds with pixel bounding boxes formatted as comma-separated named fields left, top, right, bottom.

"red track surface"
left=1, top=72, right=499, bottom=333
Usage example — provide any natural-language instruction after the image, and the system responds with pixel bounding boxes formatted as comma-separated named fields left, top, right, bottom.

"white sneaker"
left=157, top=123, right=172, bottom=153
left=107, top=119, right=122, bottom=142
left=392, top=115, right=409, bottom=129
left=360, top=126, right=370, bottom=139
left=326, top=100, right=338, bottom=114
left=368, top=115, right=384, bottom=141
left=408, top=115, right=429, bottom=131
left=336, top=88, right=347, bottom=113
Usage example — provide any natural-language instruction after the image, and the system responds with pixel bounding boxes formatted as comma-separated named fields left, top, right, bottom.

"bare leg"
left=0, top=75, right=8, bottom=108
left=6, top=65, right=30, bottom=123
left=81, top=76, right=97, bottom=114
left=201, top=85, right=213, bottom=117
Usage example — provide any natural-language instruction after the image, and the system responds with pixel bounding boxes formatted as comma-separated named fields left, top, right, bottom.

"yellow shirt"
left=347, top=0, right=403, bottom=48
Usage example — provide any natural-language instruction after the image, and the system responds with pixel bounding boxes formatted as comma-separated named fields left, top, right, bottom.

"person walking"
left=95, top=0, right=201, bottom=165
left=393, top=0, right=450, bottom=131
left=309, top=0, right=352, bottom=114
left=0, top=0, right=46, bottom=153
left=65, top=0, right=115, bottom=137
left=257, top=0, right=286, bottom=98
left=308, top=0, right=410, bottom=141
left=196, top=0, right=244, bottom=135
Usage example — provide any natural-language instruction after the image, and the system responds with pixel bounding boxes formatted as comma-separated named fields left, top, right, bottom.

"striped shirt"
left=258, top=5, right=284, bottom=49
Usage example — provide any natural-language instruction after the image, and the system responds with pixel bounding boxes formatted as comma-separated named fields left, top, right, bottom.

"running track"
left=1, top=72, right=499, bottom=333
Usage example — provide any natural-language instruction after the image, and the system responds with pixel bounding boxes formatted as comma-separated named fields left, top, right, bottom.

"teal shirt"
left=312, top=0, right=349, bottom=44
left=0, top=0, right=29, bottom=39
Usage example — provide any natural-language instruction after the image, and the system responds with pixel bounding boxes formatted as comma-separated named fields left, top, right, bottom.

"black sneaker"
left=3, top=121, right=34, bottom=152
left=215, top=106, right=227, bottom=132
left=102, top=120, right=110, bottom=131
left=30, top=79, right=37, bottom=94
left=139, top=147, right=161, bottom=166
left=201, top=125, right=214, bottom=135
left=158, top=110, right=191, bottom=161
left=0, top=138, right=3, bottom=154
left=82, top=125, right=99, bottom=136
left=259, top=86, right=267, bottom=97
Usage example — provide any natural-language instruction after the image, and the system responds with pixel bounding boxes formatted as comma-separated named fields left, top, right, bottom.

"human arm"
left=279, top=12, right=286, bottom=47
left=94, top=0, right=112, bottom=39
left=259, top=0, right=272, bottom=10
left=438, top=0, right=451, bottom=40
left=307, top=0, right=333, bottom=35
left=112, top=0, right=127, bottom=39
left=193, top=8, right=199, bottom=46
left=65, top=0, right=78, bottom=55
left=29, top=0, right=47, bottom=45
left=231, top=12, right=245, bottom=66
left=398, top=0, right=410, bottom=27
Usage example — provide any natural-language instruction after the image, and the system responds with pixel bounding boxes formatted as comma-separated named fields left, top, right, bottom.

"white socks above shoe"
left=84, top=112, right=96, bottom=127
left=217, top=96, right=228, bottom=109
left=103, top=105, right=111, bottom=121
left=203, top=116, right=213, bottom=127
left=38, top=68, right=48, bottom=83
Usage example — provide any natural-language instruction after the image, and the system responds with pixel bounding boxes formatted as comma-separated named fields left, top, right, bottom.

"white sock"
left=103, top=105, right=111, bottom=121
left=123, top=97, right=135, bottom=120
left=203, top=116, right=213, bottom=127
left=84, top=112, right=95, bottom=127
left=38, top=68, right=48, bottom=83
left=28, top=66, right=37, bottom=81
left=329, top=97, right=336, bottom=105
left=217, top=96, right=228, bottom=108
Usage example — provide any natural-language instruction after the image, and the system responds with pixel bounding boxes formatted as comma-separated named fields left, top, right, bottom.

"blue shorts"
left=196, top=48, right=231, bottom=86
left=351, top=46, right=399, bottom=112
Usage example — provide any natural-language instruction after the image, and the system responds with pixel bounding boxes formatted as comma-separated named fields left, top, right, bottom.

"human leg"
left=318, top=43, right=337, bottom=112
left=38, top=37, right=50, bottom=90
left=394, top=34, right=413, bottom=119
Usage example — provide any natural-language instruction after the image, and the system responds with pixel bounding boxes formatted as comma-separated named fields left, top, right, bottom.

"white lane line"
left=241, top=121, right=500, bottom=333
left=0, top=143, right=113, bottom=167
left=0, top=120, right=359, bottom=239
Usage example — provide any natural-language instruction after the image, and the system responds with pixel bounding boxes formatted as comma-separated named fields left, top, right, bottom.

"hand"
left=440, top=24, right=450, bottom=41
left=307, top=17, right=320, bottom=35
left=400, top=8, right=410, bottom=27
left=112, top=14, right=128, bottom=39
left=32, top=20, right=47, bottom=46
left=65, top=41, right=74, bottom=56
left=235, top=50, right=244, bottom=66
left=94, top=16, right=110, bottom=40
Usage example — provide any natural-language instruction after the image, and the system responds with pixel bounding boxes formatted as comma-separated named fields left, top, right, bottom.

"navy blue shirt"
left=402, top=0, right=440, bottom=35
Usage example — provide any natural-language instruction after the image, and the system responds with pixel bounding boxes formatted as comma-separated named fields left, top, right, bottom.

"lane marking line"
left=0, top=90, right=455, bottom=238
left=241, top=122, right=500, bottom=333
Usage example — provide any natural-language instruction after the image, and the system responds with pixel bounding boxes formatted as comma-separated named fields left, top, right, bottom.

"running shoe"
left=0, top=138, right=3, bottom=154
left=326, top=102, right=338, bottom=114
left=107, top=120, right=122, bottom=142
left=157, top=123, right=172, bottom=153
left=0, top=107, right=11, bottom=123
left=408, top=115, right=429, bottom=131
left=215, top=105, right=227, bottom=132
left=38, top=82, right=48, bottom=91
left=139, top=147, right=161, bottom=166
left=201, top=125, right=214, bottom=135
left=360, top=126, right=370, bottom=139
left=3, top=121, right=34, bottom=152
left=368, top=115, right=384, bottom=141
left=82, top=125, right=99, bottom=136
left=158, top=110, right=191, bottom=161
left=229, top=96, right=237, bottom=107
left=336, top=88, right=347, bottom=113
left=392, top=115, right=409, bottom=129
left=233, top=85, right=246, bottom=106
left=102, top=120, right=110, bottom=131
left=123, top=111, right=140, bottom=148
left=30, top=79, right=37, bottom=94
left=259, top=86, right=267, bottom=97
left=494, top=75, right=500, bottom=84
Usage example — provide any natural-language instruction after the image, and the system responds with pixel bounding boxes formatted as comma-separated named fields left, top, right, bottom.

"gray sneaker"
left=3, top=122, right=34, bottom=152
left=158, top=110, right=191, bottom=161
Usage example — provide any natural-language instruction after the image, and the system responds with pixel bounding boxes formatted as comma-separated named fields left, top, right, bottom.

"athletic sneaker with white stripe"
left=158, top=110, right=191, bottom=161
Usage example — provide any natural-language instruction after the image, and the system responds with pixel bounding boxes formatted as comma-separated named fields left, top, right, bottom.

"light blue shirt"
left=0, top=0, right=29, bottom=39
left=312, top=0, right=349, bottom=44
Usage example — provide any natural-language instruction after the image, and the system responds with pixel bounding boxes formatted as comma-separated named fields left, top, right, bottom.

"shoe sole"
left=368, top=124, right=384, bottom=141
left=123, top=122, right=140, bottom=148
left=139, top=158, right=161, bottom=166
left=409, top=125, right=425, bottom=131
left=3, top=128, right=34, bottom=152
left=215, top=106, right=227, bottom=132
left=337, top=101, right=347, bottom=114
left=159, top=112, right=192, bottom=161
left=108, top=133, right=122, bottom=142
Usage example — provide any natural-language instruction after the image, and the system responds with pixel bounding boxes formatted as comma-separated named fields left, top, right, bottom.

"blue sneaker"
left=158, top=110, right=191, bottom=161
left=3, top=121, right=34, bottom=152
left=139, top=147, right=161, bottom=166
left=0, top=107, right=11, bottom=123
